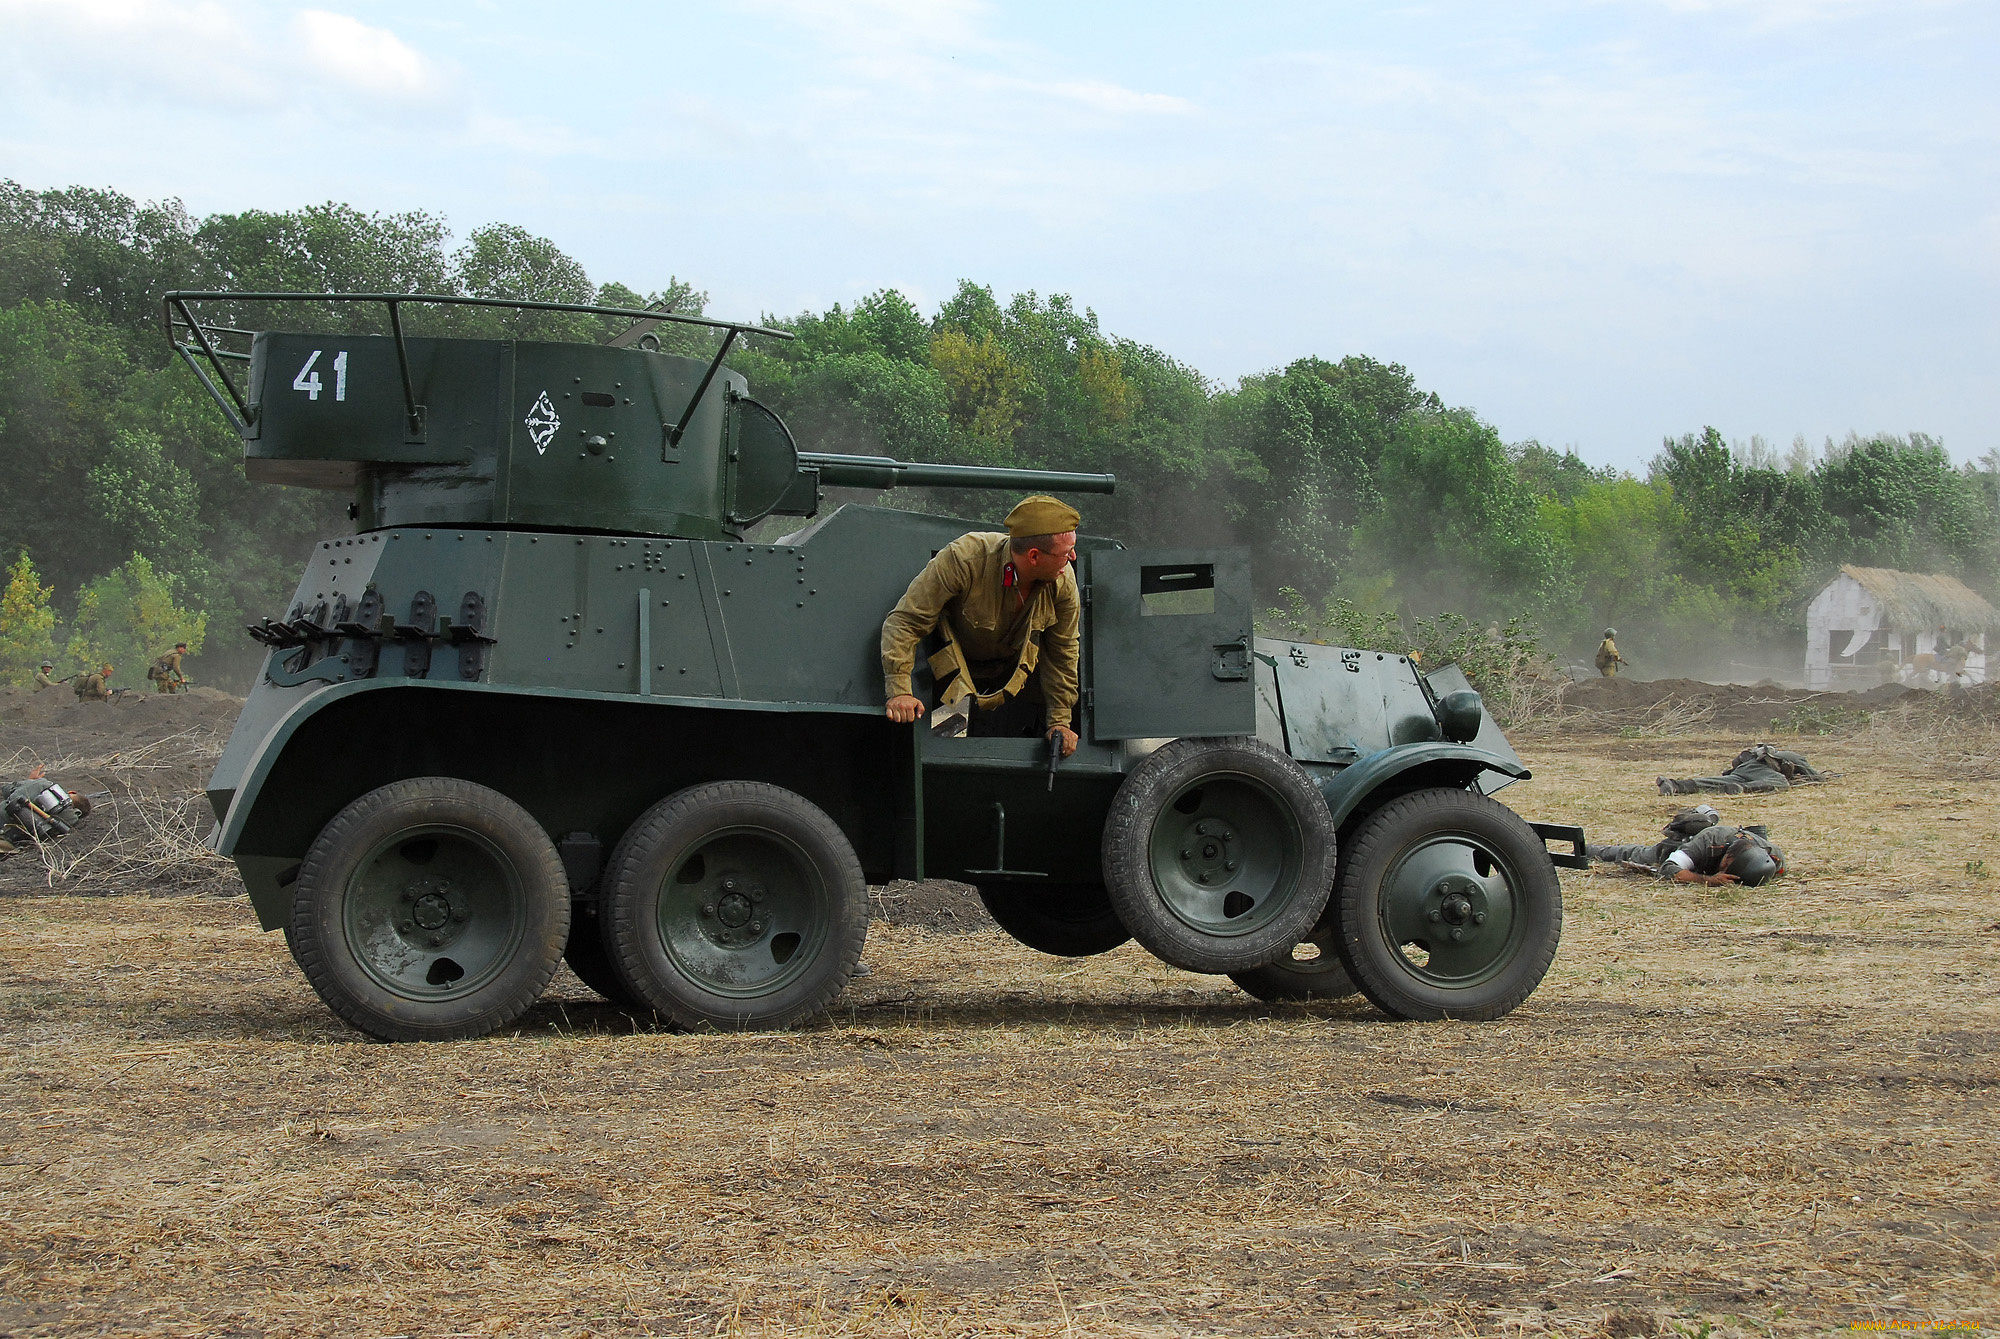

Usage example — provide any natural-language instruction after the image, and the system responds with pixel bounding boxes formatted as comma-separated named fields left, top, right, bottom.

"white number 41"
left=292, top=349, right=349, bottom=402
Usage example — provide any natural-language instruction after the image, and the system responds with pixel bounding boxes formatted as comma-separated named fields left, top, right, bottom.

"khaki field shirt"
left=881, top=532, right=1081, bottom=728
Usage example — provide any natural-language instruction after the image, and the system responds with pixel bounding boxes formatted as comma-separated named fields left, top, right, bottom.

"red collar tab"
left=1003, top=562, right=1019, bottom=589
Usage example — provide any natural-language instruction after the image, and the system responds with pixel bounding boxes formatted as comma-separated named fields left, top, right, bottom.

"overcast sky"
left=2, top=0, right=1994, bottom=472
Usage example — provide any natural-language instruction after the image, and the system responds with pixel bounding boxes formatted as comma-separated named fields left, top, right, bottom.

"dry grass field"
left=1, top=724, right=1996, bottom=1337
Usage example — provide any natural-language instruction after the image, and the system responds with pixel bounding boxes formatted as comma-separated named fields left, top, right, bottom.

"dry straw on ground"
left=1, top=724, right=1996, bottom=1337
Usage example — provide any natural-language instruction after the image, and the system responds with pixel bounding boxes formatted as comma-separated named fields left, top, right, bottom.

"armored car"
left=169, top=292, right=1585, bottom=1041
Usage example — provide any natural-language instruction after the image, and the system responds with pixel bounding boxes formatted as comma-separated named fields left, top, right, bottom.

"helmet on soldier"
left=1724, top=837, right=1777, bottom=887
left=1602, top=628, right=1617, bottom=639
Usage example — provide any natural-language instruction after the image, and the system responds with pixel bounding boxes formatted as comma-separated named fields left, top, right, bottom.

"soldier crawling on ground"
left=73, top=663, right=114, bottom=702
left=1589, top=810, right=1785, bottom=886
left=1656, top=742, right=1833, bottom=795
left=0, top=764, right=95, bottom=859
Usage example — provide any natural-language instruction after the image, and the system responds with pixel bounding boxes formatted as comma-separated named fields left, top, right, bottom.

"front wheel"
left=289, top=778, right=571, bottom=1042
left=1333, top=787, right=1562, bottom=1021
left=604, top=781, right=868, bottom=1030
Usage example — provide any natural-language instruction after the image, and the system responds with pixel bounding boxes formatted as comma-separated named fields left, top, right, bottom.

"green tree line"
left=3, top=180, right=1994, bottom=688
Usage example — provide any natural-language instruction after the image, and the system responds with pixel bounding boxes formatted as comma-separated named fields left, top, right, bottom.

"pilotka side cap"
left=1004, top=495, right=1080, bottom=538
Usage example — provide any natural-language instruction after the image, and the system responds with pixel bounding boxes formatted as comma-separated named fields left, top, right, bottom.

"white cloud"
left=738, top=0, right=1192, bottom=118
left=1605, top=0, right=1964, bottom=25
left=0, top=0, right=446, bottom=111
left=0, top=0, right=274, bottom=105
left=295, top=9, right=438, bottom=100
left=1037, top=80, right=1195, bottom=116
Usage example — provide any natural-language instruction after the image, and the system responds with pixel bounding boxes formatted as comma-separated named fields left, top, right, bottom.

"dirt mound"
left=1552, top=675, right=1931, bottom=734
left=0, top=686, right=243, bottom=898
left=872, top=878, right=989, bottom=935
left=0, top=684, right=243, bottom=750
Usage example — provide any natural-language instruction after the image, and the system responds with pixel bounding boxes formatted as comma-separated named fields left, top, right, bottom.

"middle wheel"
left=604, top=781, right=868, bottom=1030
left=975, top=881, right=1131, bottom=957
left=1101, top=736, right=1336, bottom=974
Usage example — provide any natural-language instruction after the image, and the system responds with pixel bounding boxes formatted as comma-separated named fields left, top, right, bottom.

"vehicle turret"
left=164, top=292, right=1113, bottom=540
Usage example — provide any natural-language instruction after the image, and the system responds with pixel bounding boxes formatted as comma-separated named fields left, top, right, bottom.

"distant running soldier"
left=1658, top=743, right=1832, bottom=795
left=74, top=663, right=113, bottom=702
left=1594, top=628, right=1627, bottom=678
left=32, top=662, right=58, bottom=690
left=150, top=642, right=190, bottom=693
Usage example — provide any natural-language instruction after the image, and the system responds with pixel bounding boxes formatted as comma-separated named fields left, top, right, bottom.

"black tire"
left=1333, top=787, right=1562, bottom=1021
left=605, top=781, right=868, bottom=1030
left=289, top=778, right=571, bottom=1042
left=562, top=901, right=647, bottom=1009
left=1228, top=912, right=1359, bottom=1002
left=1101, top=736, right=1336, bottom=974
left=975, top=882, right=1131, bottom=957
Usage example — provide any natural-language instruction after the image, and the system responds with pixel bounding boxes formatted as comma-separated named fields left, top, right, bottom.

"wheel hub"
left=397, top=877, right=468, bottom=946
left=1176, top=818, right=1240, bottom=886
left=1422, top=875, right=1490, bottom=943
left=696, top=871, right=769, bottom=947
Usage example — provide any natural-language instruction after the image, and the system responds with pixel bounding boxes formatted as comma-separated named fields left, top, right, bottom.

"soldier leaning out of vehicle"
left=1657, top=742, right=1833, bottom=795
left=880, top=494, right=1083, bottom=759
left=1591, top=816, right=1785, bottom=887
left=149, top=642, right=190, bottom=693
left=73, top=663, right=114, bottom=702
left=1594, top=628, right=1628, bottom=678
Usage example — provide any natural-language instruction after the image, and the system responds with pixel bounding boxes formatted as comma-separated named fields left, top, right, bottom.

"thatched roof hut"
left=1805, top=566, right=1997, bottom=688
left=1835, top=566, right=2000, bottom=632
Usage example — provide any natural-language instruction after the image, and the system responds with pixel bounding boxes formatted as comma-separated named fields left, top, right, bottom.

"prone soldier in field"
left=1588, top=805, right=1723, bottom=869
left=149, top=642, right=190, bottom=693
left=880, top=495, right=1082, bottom=759
left=1589, top=812, right=1784, bottom=886
left=0, top=764, right=98, bottom=859
left=1657, top=742, right=1832, bottom=795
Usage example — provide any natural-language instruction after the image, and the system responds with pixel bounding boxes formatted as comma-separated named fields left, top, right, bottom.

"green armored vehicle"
left=169, top=292, right=1586, bottom=1042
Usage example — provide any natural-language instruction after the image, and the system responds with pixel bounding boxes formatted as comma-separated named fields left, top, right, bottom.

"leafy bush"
left=60, top=554, right=205, bottom=685
left=0, top=550, right=57, bottom=681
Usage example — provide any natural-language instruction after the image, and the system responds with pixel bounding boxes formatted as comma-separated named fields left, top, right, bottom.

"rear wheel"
left=289, top=778, right=570, bottom=1042
left=1101, top=737, right=1336, bottom=973
left=605, top=781, right=867, bottom=1030
left=975, top=882, right=1130, bottom=957
left=1333, top=787, right=1562, bottom=1021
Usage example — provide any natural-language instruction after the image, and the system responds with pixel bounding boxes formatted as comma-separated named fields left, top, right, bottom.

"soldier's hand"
left=886, top=695, right=925, bottom=724
left=1048, top=725, right=1078, bottom=758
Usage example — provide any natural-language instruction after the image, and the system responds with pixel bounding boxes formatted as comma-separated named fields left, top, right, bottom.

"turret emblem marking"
left=524, top=391, right=562, bottom=455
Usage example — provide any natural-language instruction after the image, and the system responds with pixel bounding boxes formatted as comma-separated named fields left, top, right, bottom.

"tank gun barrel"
left=800, top=452, right=1115, bottom=496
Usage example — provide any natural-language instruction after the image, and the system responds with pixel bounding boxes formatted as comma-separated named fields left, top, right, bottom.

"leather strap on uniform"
left=926, top=584, right=1057, bottom=712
